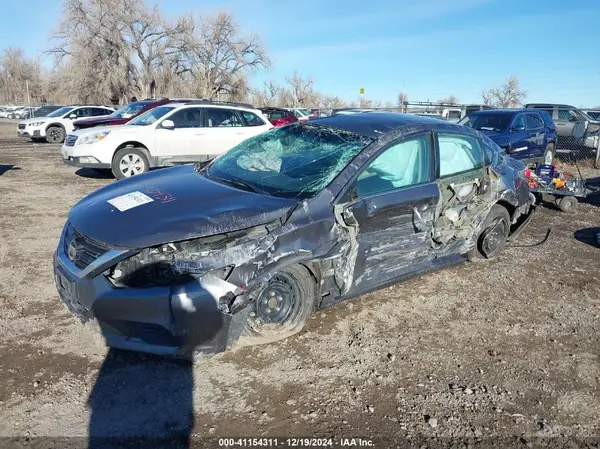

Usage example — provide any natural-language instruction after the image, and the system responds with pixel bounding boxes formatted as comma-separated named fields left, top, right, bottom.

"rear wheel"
left=239, top=265, right=316, bottom=346
left=46, top=126, right=65, bottom=144
left=543, top=142, right=555, bottom=165
left=111, top=147, right=149, bottom=179
left=468, top=204, right=511, bottom=262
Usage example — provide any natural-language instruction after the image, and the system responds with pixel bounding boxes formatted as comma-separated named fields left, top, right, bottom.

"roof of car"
left=525, top=103, right=577, bottom=108
left=469, top=108, right=540, bottom=115
left=310, top=111, right=456, bottom=138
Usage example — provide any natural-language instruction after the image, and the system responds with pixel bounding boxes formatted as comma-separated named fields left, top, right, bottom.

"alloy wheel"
left=119, top=153, right=145, bottom=177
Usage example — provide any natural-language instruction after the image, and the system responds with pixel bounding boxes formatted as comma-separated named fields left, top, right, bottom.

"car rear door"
left=525, top=113, right=545, bottom=160
left=337, top=132, right=438, bottom=293
left=555, top=107, right=575, bottom=138
left=200, top=107, right=249, bottom=157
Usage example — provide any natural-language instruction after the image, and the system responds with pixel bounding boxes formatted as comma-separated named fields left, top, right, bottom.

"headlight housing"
left=76, top=130, right=111, bottom=145
left=29, top=121, right=45, bottom=127
left=106, top=227, right=268, bottom=288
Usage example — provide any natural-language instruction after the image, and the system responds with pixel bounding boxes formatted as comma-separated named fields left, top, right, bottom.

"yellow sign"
left=359, top=88, right=365, bottom=95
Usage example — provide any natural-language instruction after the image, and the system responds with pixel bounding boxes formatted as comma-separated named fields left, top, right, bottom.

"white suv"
left=60, top=101, right=274, bottom=179
left=18, top=105, right=115, bottom=143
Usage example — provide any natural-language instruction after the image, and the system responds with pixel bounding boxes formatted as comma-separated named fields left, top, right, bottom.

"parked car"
left=441, top=108, right=462, bottom=122
left=31, top=105, right=64, bottom=118
left=17, top=105, right=115, bottom=143
left=53, top=113, right=535, bottom=357
left=259, top=107, right=299, bottom=127
left=525, top=103, right=600, bottom=152
left=583, top=109, right=600, bottom=121
left=1, top=106, right=21, bottom=118
left=459, top=109, right=557, bottom=164
left=61, top=100, right=273, bottom=179
left=331, top=108, right=376, bottom=115
left=72, top=98, right=193, bottom=131
left=14, top=106, right=38, bottom=119
left=287, top=108, right=312, bottom=122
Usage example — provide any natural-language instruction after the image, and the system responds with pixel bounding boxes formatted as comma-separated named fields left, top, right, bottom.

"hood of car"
left=20, top=117, right=48, bottom=125
left=68, top=165, right=297, bottom=249
left=74, top=116, right=127, bottom=127
left=478, top=129, right=510, bottom=145
left=71, top=124, right=137, bottom=136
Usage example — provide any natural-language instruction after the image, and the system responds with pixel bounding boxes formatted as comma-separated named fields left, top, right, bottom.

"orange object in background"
left=552, top=178, right=566, bottom=189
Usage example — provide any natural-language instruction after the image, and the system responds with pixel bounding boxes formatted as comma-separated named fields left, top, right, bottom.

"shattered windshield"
left=203, top=123, right=373, bottom=199
left=459, top=113, right=512, bottom=132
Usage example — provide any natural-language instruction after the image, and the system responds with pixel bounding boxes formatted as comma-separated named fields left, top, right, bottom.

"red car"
left=72, top=98, right=191, bottom=131
left=259, top=107, right=299, bottom=127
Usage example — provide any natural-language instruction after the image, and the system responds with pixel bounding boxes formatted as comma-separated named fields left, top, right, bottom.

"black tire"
left=543, top=142, right=555, bottom=165
left=557, top=196, right=578, bottom=213
left=46, top=126, right=65, bottom=144
left=111, top=147, right=150, bottom=179
left=468, top=204, right=511, bottom=262
left=239, top=265, right=317, bottom=346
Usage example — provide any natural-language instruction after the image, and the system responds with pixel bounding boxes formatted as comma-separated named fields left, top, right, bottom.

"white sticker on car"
left=107, top=191, right=154, bottom=211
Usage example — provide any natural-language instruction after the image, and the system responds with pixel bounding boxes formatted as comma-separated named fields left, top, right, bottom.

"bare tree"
left=397, top=91, right=408, bottom=112
left=175, top=11, right=269, bottom=100
left=480, top=89, right=493, bottom=106
left=481, top=76, right=527, bottom=108
left=283, top=71, right=319, bottom=107
left=0, top=47, right=42, bottom=104
left=437, top=95, right=459, bottom=105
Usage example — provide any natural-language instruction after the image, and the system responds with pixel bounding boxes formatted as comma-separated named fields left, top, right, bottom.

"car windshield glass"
left=459, top=113, right=512, bottom=132
left=202, top=123, right=373, bottom=199
left=128, top=106, right=176, bottom=125
left=111, top=102, right=147, bottom=119
left=47, top=106, right=74, bottom=118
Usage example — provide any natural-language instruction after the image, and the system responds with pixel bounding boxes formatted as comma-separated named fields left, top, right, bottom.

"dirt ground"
left=0, top=121, right=599, bottom=448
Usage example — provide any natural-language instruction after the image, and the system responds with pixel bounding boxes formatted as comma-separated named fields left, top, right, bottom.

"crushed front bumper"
left=53, top=225, right=237, bottom=357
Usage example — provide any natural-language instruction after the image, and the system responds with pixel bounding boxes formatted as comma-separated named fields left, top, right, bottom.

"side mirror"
left=510, top=125, right=525, bottom=132
left=161, top=119, right=175, bottom=130
left=68, top=113, right=77, bottom=119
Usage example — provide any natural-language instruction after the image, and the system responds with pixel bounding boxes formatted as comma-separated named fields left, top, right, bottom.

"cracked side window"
left=354, top=134, right=433, bottom=197
left=437, top=134, right=483, bottom=178
left=203, top=123, right=373, bottom=199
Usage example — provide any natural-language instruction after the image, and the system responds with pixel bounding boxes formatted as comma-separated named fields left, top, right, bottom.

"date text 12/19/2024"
left=217, top=438, right=375, bottom=447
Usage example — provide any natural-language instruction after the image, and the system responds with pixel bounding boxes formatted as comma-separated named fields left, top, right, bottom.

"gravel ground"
left=0, top=126, right=599, bottom=448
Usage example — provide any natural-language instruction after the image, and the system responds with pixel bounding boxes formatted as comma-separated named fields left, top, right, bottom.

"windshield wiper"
left=207, top=174, right=270, bottom=196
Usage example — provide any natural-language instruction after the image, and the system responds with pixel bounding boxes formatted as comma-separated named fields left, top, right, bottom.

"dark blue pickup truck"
left=459, top=109, right=557, bottom=164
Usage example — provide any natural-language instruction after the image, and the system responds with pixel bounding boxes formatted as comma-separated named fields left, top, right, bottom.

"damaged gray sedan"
left=53, top=113, right=535, bottom=357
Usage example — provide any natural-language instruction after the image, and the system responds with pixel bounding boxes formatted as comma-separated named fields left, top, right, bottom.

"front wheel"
left=239, top=265, right=317, bottom=347
left=111, top=147, right=150, bottom=179
left=468, top=204, right=511, bottom=262
left=46, top=126, right=65, bottom=144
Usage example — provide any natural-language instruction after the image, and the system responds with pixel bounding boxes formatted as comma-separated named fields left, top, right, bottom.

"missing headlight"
left=104, top=228, right=270, bottom=288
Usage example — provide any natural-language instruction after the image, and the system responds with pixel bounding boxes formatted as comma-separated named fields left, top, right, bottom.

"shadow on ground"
left=0, top=164, right=21, bottom=176
left=573, top=227, right=600, bottom=248
left=75, top=168, right=114, bottom=179
left=88, top=349, right=194, bottom=448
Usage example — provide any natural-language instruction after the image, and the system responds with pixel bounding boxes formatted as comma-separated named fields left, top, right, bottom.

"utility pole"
left=26, top=80, right=30, bottom=107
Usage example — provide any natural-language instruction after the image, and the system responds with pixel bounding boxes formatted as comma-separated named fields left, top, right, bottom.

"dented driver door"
left=338, top=133, right=439, bottom=294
